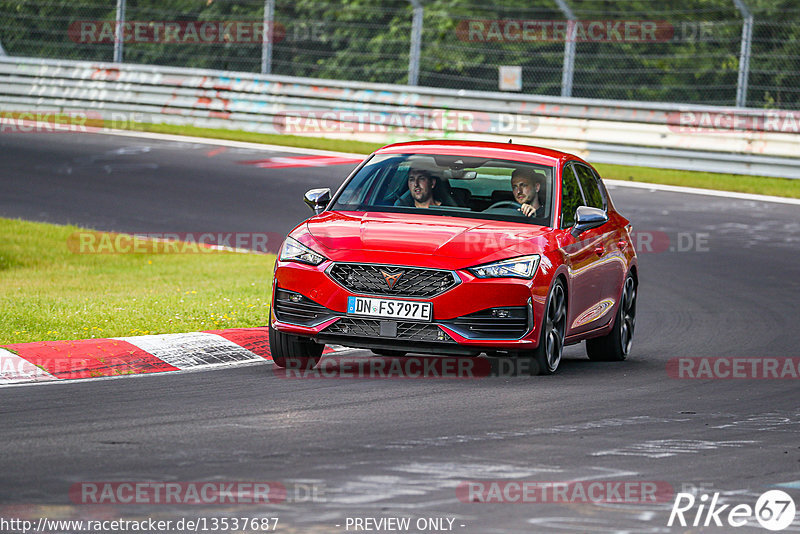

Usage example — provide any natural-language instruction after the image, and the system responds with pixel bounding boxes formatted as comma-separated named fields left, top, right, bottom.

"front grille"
left=327, top=263, right=458, bottom=298
left=443, top=307, right=529, bottom=339
left=273, top=289, right=334, bottom=326
left=323, top=318, right=455, bottom=343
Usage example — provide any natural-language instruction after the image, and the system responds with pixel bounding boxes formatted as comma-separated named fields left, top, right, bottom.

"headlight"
left=468, top=255, right=540, bottom=279
left=279, top=237, right=327, bottom=266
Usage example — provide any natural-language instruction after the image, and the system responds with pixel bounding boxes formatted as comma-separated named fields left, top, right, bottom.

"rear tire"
left=586, top=273, right=637, bottom=362
left=524, top=279, right=567, bottom=375
left=268, top=323, right=323, bottom=369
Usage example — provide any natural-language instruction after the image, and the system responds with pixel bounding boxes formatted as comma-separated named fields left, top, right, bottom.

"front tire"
left=527, top=279, right=567, bottom=375
left=586, top=273, right=637, bottom=361
left=269, top=323, right=323, bottom=369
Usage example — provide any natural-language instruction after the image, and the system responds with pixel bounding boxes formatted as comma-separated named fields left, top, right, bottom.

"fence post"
left=113, top=0, right=126, bottom=63
left=554, top=0, right=576, bottom=98
left=408, top=0, right=423, bottom=85
left=732, top=0, right=753, bottom=107
left=0, top=38, right=6, bottom=56
left=262, top=0, right=275, bottom=74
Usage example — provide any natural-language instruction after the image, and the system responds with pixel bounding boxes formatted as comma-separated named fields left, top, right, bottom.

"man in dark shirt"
left=406, top=168, right=442, bottom=208
left=511, top=168, right=545, bottom=217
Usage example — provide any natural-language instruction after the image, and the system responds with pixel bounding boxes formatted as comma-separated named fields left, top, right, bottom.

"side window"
left=371, top=163, right=410, bottom=206
left=573, top=164, right=605, bottom=210
left=377, top=165, right=409, bottom=204
left=560, top=164, right=583, bottom=228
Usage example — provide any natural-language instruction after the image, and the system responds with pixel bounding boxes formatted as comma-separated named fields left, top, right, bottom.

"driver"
left=407, top=167, right=442, bottom=208
left=511, top=168, right=545, bottom=217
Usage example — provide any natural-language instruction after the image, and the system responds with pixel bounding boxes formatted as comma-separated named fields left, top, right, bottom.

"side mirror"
left=304, top=188, right=331, bottom=215
left=571, top=206, right=608, bottom=237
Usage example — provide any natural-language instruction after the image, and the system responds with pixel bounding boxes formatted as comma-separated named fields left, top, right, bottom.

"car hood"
left=296, top=211, right=558, bottom=267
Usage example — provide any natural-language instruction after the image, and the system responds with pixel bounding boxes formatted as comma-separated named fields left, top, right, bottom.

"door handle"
left=618, top=240, right=629, bottom=251
left=594, top=244, right=605, bottom=256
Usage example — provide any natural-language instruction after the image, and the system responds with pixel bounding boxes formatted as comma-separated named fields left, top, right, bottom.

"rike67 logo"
left=668, top=490, right=796, bottom=531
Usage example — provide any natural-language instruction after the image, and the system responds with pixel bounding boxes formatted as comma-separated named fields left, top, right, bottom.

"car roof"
left=374, top=139, right=579, bottom=167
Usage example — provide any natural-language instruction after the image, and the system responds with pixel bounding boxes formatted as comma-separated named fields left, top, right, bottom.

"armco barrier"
left=1, top=56, right=799, bottom=178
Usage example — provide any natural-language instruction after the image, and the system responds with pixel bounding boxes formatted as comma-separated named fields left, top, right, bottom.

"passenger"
left=511, top=168, right=545, bottom=217
left=407, top=167, right=441, bottom=208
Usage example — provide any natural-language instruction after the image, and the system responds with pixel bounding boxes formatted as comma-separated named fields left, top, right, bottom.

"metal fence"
left=0, top=0, right=799, bottom=110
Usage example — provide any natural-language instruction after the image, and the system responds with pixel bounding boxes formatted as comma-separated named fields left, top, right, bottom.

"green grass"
left=594, top=163, right=800, bottom=199
left=127, top=122, right=800, bottom=199
left=0, top=218, right=275, bottom=345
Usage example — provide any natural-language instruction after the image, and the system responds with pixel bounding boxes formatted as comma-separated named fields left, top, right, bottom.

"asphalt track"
left=1, top=131, right=799, bottom=533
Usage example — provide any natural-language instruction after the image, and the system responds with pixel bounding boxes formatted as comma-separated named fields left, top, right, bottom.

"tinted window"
left=560, top=164, right=583, bottom=228
left=574, top=164, right=605, bottom=210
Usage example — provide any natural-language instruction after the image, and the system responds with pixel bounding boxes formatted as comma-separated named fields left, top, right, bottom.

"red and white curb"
left=0, top=328, right=343, bottom=386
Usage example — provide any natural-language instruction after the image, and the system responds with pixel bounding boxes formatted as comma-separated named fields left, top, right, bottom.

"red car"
left=269, top=140, right=638, bottom=374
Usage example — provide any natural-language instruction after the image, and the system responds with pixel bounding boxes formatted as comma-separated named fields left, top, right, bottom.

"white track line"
left=0, top=346, right=361, bottom=389
left=0, top=359, right=272, bottom=389
left=0, top=348, right=58, bottom=384
left=101, top=128, right=366, bottom=158
left=604, top=179, right=800, bottom=206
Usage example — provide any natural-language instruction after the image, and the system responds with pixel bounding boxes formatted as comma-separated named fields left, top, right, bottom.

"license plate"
left=347, top=296, right=432, bottom=321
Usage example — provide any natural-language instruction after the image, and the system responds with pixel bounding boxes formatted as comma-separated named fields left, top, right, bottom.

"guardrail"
left=1, top=56, right=799, bottom=178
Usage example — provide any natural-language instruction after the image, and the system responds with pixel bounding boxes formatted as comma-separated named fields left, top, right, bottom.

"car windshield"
left=330, top=153, right=555, bottom=226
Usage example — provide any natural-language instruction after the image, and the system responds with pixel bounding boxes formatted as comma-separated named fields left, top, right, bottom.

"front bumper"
left=271, top=260, right=545, bottom=354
